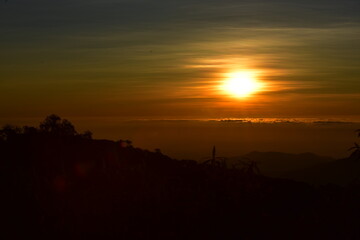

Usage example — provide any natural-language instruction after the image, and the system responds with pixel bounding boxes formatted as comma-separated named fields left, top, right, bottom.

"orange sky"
left=0, top=0, right=360, bottom=121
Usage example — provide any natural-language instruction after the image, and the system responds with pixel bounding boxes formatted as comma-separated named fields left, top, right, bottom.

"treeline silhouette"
left=1, top=115, right=360, bottom=239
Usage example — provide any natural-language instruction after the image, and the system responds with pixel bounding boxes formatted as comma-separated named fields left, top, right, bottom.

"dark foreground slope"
left=1, top=134, right=360, bottom=239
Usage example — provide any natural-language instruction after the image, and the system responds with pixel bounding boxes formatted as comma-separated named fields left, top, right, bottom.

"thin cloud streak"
left=0, top=0, right=359, bottom=118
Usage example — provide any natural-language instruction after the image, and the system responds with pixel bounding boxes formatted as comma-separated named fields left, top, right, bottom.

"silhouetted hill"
left=230, top=151, right=334, bottom=177
left=289, top=156, right=360, bottom=185
left=230, top=151, right=360, bottom=185
left=1, top=116, right=360, bottom=239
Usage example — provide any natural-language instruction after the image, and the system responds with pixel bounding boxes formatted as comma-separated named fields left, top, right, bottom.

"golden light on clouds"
left=219, top=71, right=264, bottom=98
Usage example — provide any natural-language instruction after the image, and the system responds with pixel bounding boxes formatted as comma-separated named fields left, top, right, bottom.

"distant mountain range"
left=229, top=151, right=335, bottom=176
left=288, top=156, right=360, bottom=186
left=229, top=151, right=360, bottom=185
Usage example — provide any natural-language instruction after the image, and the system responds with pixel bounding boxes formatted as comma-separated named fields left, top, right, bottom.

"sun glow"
left=220, top=71, right=262, bottom=98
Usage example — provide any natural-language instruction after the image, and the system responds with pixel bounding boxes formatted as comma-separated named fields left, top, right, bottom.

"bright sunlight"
left=220, top=71, right=263, bottom=98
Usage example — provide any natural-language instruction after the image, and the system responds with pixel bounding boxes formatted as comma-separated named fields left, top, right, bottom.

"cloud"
left=0, top=0, right=359, bottom=118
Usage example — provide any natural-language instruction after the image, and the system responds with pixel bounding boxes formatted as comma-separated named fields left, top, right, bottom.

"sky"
left=1, top=0, right=360, bottom=120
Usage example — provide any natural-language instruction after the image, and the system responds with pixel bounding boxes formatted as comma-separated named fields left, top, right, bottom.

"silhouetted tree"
left=232, top=157, right=260, bottom=174
left=125, top=140, right=132, bottom=147
left=39, top=114, right=61, bottom=132
left=61, top=119, right=76, bottom=136
left=0, top=124, right=22, bottom=141
left=118, top=139, right=133, bottom=148
left=39, top=114, right=77, bottom=136
left=22, top=126, right=38, bottom=135
left=349, top=142, right=360, bottom=160
left=348, top=129, right=360, bottom=160
left=202, top=145, right=227, bottom=168
left=211, top=145, right=216, bottom=165
left=80, top=130, right=93, bottom=139
left=244, top=159, right=260, bottom=175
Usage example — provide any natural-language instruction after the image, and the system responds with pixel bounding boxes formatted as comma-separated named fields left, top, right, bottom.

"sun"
left=220, top=71, right=262, bottom=98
